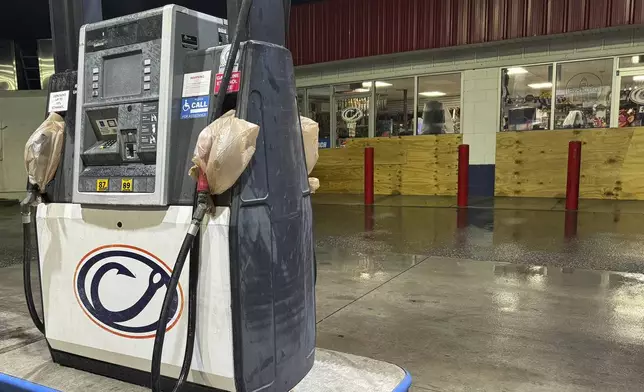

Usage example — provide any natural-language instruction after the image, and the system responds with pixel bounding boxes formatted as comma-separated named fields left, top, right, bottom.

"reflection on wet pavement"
left=314, top=204, right=644, bottom=273
left=312, top=203, right=644, bottom=391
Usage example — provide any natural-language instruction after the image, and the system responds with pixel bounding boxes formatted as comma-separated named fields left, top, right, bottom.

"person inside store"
left=419, top=101, right=454, bottom=134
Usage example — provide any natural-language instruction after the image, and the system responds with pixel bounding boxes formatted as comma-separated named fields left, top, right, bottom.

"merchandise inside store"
left=298, top=54, right=644, bottom=148
left=298, top=73, right=462, bottom=148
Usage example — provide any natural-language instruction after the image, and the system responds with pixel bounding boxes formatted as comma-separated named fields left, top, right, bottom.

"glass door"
left=611, top=64, right=644, bottom=128
left=333, top=84, right=371, bottom=147
left=307, top=86, right=332, bottom=149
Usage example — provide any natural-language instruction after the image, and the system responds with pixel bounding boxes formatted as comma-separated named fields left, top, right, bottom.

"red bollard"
left=566, top=141, right=582, bottom=211
left=364, top=147, right=374, bottom=205
left=457, top=144, right=470, bottom=207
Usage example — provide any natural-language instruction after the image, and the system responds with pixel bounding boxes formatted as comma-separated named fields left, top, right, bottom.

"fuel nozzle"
left=188, top=171, right=211, bottom=236
left=20, top=184, right=40, bottom=224
left=197, top=170, right=209, bottom=194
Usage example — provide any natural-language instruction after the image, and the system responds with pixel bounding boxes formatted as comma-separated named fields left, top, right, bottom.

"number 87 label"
left=121, top=179, right=133, bottom=192
left=96, top=179, right=109, bottom=192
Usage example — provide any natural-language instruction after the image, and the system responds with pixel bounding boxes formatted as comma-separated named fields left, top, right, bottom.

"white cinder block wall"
left=0, top=91, right=48, bottom=200
left=461, top=68, right=500, bottom=166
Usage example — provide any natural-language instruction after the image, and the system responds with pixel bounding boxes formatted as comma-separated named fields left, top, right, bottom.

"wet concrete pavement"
left=314, top=203, right=644, bottom=273
left=312, top=200, right=644, bottom=391
left=3, top=199, right=644, bottom=390
left=315, top=253, right=644, bottom=391
left=0, top=205, right=25, bottom=268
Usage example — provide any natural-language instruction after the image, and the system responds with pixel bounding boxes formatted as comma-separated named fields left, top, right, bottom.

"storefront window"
left=375, top=78, right=414, bottom=136
left=616, top=73, right=644, bottom=127
left=333, top=83, right=371, bottom=146
left=307, top=87, right=331, bottom=148
left=553, top=59, right=612, bottom=129
left=619, top=55, right=644, bottom=69
left=501, top=65, right=552, bottom=131
left=417, top=73, right=461, bottom=135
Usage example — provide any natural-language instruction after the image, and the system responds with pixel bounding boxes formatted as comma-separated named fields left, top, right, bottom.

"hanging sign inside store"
left=341, top=107, right=364, bottom=138
left=564, top=73, right=604, bottom=106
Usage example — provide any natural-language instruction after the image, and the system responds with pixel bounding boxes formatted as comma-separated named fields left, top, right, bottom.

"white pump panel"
left=36, top=203, right=236, bottom=391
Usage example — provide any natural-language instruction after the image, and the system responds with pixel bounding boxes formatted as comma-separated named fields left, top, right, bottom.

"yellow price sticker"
left=121, top=178, right=133, bottom=192
left=96, top=179, right=109, bottom=192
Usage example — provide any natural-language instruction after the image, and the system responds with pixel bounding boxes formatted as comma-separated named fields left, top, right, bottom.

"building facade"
left=292, top=0, right=644, bottom=198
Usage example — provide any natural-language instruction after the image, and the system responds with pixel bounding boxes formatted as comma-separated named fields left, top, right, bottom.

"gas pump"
left=24, top=2, right=315, bottom=392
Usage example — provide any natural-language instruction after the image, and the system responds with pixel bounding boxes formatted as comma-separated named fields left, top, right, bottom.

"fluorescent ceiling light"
left=419, top=91, right=447, bottom=97
left=353, top=88, right=370, bottom=93
left=633, top=55, right=641, bottom=64
left=633, top=75, right=644, bottom=81
left=362, top=81, right=392, bottom=88
left=528, top=82, right=553, bottom=89
left=507, top=67, right=528, bottom=75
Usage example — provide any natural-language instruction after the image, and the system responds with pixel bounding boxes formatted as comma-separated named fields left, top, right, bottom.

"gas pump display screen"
left=103, top=52, right=143, bottom=98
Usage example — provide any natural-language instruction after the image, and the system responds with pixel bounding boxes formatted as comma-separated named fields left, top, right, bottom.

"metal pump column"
left=49, top=0, right=103, bottom=71
left=226, top=0, right=290, bottom=45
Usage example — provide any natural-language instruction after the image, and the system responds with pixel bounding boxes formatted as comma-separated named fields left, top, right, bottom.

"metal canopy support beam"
left=226, top=0, right=289, bottom=46
left=48, top=0, right=102, bottom=72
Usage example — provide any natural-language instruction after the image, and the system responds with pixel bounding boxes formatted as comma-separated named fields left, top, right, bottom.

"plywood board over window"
left=495, top=128, right=644, bottom=200
left=311, top=135, right=461, bottom=196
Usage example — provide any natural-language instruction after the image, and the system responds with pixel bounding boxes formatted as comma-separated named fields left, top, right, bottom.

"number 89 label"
left=121, top=179, right=133, bottom=192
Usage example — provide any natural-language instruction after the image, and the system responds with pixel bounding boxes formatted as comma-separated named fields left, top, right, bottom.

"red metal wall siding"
left=526, top=0, right=547, bottom=37
left=288, top=0, right=644, bottom=66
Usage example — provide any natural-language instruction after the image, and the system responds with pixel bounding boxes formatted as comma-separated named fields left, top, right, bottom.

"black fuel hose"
left=150, top=0, right=253, bottom=390
left=174, top=220, right=200, bottom=389
left=150, top=202, right=207, bottom=392
left=210, top=0, right=253, bottom=122
left=21, top=195, right=45, bottom=335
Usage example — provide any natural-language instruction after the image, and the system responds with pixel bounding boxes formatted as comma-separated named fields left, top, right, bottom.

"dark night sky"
left=0, top=0, right=318, bottom=41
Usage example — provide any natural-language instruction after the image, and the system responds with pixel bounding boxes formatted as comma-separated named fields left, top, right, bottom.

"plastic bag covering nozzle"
left=300, top=116, right=319, bottom=174
left=300, top=116, right=320, bottom=193
left=24, top=112, right=65, bottom=193
left=190, top=110, right=260, bottom=195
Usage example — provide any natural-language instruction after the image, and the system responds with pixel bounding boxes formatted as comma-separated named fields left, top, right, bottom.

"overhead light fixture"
left=528, top=82, right=553, bottom=89
left=362, top=81, right=392, bottom=88
left=419, top=91, right=446, bottom=97
left=353, top=88, right=370, bottom=93
left=633, top=75, right=644, bottom=81
left=506, top=67, right=528, bottom=75
left=633, top=55, right=641, bottom=64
